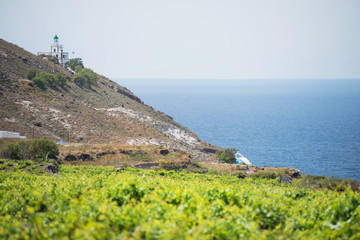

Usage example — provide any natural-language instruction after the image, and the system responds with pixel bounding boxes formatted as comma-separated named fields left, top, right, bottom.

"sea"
left=116, top=79, right=360, bottom=181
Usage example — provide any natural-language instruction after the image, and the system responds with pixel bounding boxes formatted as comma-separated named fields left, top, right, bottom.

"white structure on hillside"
left=38, top=34, right=69, bottom=65
left=0, top=131, right=26, bottom=139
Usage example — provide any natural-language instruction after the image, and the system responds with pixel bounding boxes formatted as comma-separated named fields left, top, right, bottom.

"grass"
left=59, top=143, right=190, bottom=166
left=297, top=175, right=360, bottom=192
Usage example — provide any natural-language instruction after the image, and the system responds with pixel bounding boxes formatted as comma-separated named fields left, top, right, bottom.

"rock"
left=96, top=151, right=116, bottom=158
left=79, top=154, right=93, bottom=161
left=114, top=166, right=124, bottom=172
left=133, top=162, right=159, bottom=170
left=277, top=175, right=293, bottom=184
left=201, top=148, right=217, bottom=154
left=290, top=169, right=302, bottom=178
left=160, top=149, right=169, bottom=156
left=64, top=154, right=77, bottom=161
left=45, top=163, right=59, bottom=173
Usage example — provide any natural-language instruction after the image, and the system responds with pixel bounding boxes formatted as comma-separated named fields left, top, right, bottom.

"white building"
left=0, top=131, right=26, bottom=139
left=38, top=34, right=70, bottom=65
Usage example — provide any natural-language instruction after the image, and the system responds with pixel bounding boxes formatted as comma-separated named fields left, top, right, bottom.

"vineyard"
left=0, top=165, right=359, bottom=239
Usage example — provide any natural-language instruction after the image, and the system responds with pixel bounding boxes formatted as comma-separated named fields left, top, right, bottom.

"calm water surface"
left=117, top=79, right=360, bottom=181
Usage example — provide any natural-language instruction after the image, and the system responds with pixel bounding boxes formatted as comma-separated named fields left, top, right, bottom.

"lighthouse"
left=38, top=34, right=70, bottom=65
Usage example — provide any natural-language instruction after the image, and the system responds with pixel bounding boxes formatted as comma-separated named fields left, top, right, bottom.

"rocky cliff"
left=0, top=38, right=220, bottom=161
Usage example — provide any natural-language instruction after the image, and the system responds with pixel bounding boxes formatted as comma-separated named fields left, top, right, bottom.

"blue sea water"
left=117, top=79, right=360, bottom=181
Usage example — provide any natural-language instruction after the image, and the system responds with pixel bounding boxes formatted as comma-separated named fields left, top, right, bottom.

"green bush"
left=215, top=148, right=238, bottom=164
left=237, top=171, right=247, bottom=179
left=24, top=160, right=34, bottom=166
left=68, top=58, right=84, bottom=71
left=32, top=76, right=48, bottom=90
left=0, top=159, right=4, bottom=164
left=26, top=68, right=37, bottom=80
left=297, top=175, right=359, bottom=192
left=0, top=165, right=6, bottom=170
left=250, top=170, right=278, bottom=179
left=7, top=161, right=14, bottom=167
left=6, top=140, right=31, bottom=160
left=32, top=72, right=67, bottom=90
left=55, top=73, right=67, bottom=87
left=73, top=68, right=98, bottom=88
left=17, top=163, right=28, bottom=169
left=4, top=138, right=59, bottom=161
left=29, top=137, right=59, bottom=161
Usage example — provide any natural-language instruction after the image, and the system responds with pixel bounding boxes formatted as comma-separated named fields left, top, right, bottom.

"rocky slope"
left=0, top=38, right=220, bottom=161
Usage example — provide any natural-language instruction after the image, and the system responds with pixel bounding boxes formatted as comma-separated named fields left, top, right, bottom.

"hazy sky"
left=1, top=0, right=359, bottom=79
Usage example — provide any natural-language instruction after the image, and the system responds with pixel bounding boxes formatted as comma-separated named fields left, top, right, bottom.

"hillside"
left=0, top=38, right=220, bottom=161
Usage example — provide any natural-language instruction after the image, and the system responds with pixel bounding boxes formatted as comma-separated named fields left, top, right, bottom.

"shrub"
left=32, top=76, right=48, bottom=90
left=68, top=58, right=84, bottom=71
left=3, top=138, right=59, bottom=161
left=26, top=68, right=37, bottom=80
left=24, top=160, right=34, bottom=166
left=7, top=161, right=14, bottom=167
left=6, top=140, right=31, bottom=160
left=297, top=175, right=359, bottom=192
left=0, top=165, right=6, bottom=170
left=215, top=148, right=238, bottom=164
left=73, top=68, right=98, bottom=88
left=237, top=171, right=246, bottom=179
left=55, top=73, right=68, bottom=87
left=32, top=72, right=68, bottom=90
left=29, top=137, right=59, bottom=161
left=17, top=163, right=28, bottom=169
left=0, top=159, right=4, bottom=164
left=250, top=170, right=278, bottom=179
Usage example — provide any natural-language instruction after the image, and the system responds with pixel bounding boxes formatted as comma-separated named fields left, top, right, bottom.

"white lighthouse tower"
left=38, top=34, right=70, bottom=65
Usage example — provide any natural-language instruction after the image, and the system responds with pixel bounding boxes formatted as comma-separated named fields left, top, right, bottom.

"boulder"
left=96, top=151, right=116, bottom=158
left=201, top=148, right=217, bottom=154
left=160, top=149, right=169, bottom=156
left=64, top=154, right=77, bottom=161
left=45, top=163, right=59, bottom=173
left=114, top=166, right=124, bottom=172
left=133, top=162, right=159, bottom=170
left=79, top=154, right=93, bottom=161
left=277, top=175, right=293, bottom=184
left=290, top=169, right=302, bottom=178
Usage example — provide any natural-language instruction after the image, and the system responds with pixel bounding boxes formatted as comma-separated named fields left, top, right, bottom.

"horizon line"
left=111, top=77, right=360, bottom=81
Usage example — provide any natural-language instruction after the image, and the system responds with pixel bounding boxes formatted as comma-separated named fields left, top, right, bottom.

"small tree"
left=6, top=140, right=31, bottom=160
left=55, top=73, right=67, bottom=87
left=32, top=72, right=59, bottom=90
left=26, top=68, right=37, bottom=80
left=32, top=76, right=48, bottom=90
left=29, top=137, right=59, bottom=161
left=73, top=68, right=98, bottom=88
left=216, top=148, right=238, bottom=164
left=68, top=58, right=84, bottom=72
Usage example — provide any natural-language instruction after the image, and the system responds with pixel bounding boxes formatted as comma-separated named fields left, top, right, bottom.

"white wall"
left=0, top=131, right=26, bottom=139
